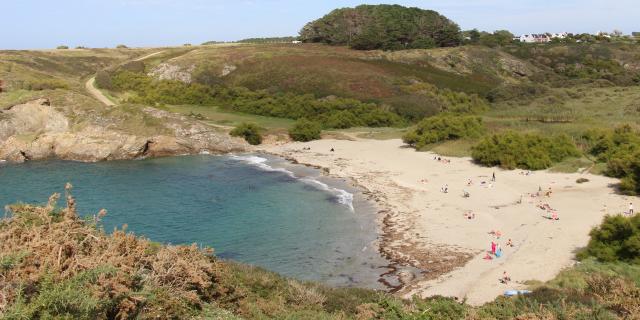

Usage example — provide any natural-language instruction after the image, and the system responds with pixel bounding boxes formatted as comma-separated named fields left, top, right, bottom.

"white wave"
left=231, top=155, right=355, bottom=211
left=230, top=155, right=295, bottom=177
left=300, top=177, right=355, bottom=212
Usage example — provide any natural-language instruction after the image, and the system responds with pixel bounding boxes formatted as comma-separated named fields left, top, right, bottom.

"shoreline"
left=264, top=150, right=454, bottom=292
left=259, top=138, right=636, bottom=305
left=243, top=152, right=405, bottom=290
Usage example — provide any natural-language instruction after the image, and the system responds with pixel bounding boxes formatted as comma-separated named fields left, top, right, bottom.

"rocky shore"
left=0, top=98, right=246, bottom=163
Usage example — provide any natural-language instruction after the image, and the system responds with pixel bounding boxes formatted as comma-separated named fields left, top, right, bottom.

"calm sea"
left=0, top=154, right=389, bottom=289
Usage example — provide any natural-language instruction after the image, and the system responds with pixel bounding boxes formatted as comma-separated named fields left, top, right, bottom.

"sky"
left=1, top=0, right=638, bottom=49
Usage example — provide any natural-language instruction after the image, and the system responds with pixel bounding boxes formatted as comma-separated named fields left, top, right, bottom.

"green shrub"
left=472, top=131, right=581, bottom=170
left=116, top=44, right=128, bottom=49
left=403, top=114, right=484, bottom=149
left=56, top=45, right=69, bottom=50
left=584, top=125, right=640, bottom=194
left=487, top=83, right=549, bottom=102
left=289, top=119, right=322, bottom=142
left=578, top=214, right=640, bottom=263
left=105, top=70, right=402, bottom=129
left=94, top=70, right=114, bottom=90
left=230, top=123, right=263, bottom=145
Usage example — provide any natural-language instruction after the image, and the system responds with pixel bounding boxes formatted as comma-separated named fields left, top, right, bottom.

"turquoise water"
left=0, top=155, right=389, bottom=289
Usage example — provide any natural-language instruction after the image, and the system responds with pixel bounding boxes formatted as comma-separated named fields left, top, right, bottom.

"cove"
left=0, top=155, right=389, bottom=289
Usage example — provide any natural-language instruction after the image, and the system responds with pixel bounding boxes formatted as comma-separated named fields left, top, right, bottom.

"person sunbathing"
left=500, top=271, right=511, bottom=284
left=506, top=239, right=514, bottom=247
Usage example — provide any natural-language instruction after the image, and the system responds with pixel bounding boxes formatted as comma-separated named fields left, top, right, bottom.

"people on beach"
left=441, top=184, right=449, bottom=193
left=491, top=241, right=496, bottom=255
left=630, top=202, right=634, bottom=215
left=467, top=179, right=473, bottom=186
left=330, top=148, right=335, bottom=152
left=463, top=190, right=470, bottom=198
left=500, top=271, right=511, bottom=284
left=495, top=245, right=503, bottom=258
left=506, top=238, right=514, bottom=247
left=491, top=172, right=496, bottom=182
left=464, top=211, right=475, bottom=219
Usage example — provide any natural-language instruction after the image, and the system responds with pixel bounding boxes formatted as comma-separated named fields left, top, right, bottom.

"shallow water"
left=0, top=155, right=388, bottom=289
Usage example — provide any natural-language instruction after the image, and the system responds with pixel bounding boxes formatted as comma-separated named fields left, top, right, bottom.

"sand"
left=260, top=138, right=636, bottom=305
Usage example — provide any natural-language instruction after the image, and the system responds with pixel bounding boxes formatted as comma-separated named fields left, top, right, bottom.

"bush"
left=230, top=123, right=263, bottom=145
left=116, top=44, right=128, bottom=49
left=289, top=119, right=322, bottom=142
left=584, top=125, right=640, bottom=194
left=472, top=131, right=581, bottom=170
left=578, top=214, right=640, bottom=263
left=105, top=70, right=402, bottom=129
left=403, top=114, right=484, bottom=149
left=56, top=45, right=69, bottom=50
left=487, top=83, right=549, bottom=103
left=94, top=70, right=114, bottom=90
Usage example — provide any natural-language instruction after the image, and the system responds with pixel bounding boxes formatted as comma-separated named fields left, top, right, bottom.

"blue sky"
left=1, top=0, right=637, bottom=49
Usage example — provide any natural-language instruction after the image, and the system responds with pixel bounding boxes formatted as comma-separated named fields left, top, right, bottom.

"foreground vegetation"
left=1, top=190, right=639, bottom=319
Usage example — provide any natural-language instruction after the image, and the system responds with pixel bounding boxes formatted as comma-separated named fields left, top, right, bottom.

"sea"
left=0, top=154, right=391, bottom=289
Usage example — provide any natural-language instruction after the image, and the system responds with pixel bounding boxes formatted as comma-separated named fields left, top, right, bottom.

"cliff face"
left=0, top=98, right=246, bottom=163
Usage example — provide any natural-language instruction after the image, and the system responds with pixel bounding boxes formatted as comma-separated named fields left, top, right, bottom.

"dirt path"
left=85, top=51, right=166, bottom=106
left=85, top=77, right=115, bottom=106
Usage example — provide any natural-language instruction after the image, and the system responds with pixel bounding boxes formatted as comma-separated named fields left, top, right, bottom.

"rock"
left=221, top=64, right=237, bottom=77
left=148, top=63, right=195, bottom=83
left=0, top=99, right=246, bottom=163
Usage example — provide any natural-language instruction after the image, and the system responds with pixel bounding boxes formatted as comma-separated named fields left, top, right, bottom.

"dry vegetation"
left=1, top=187, right=639, bottom=319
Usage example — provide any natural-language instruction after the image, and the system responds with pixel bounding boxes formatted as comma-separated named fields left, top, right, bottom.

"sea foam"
left=231, top=155, right=354, bottom=211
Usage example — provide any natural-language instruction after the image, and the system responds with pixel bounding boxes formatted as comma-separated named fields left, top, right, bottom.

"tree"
left=289, top=119, right=322, bottom=142
left=230, top=123, right=263, bottom=145
left=300, top=4, right=461, bottom=50
left=56, top=45, right=69, bottom=50
left=469, top=29, right=481, bottom=44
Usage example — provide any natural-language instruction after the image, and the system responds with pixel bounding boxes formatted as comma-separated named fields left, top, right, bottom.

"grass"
left=425, top=139, right=477, bottom=157
left=549, top=156, right=595, bottom=173
left=158, top=104, right=295, bottom=131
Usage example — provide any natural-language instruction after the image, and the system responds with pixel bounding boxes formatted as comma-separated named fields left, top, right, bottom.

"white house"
left=517, top=32, right=568, bottom=43
left=518, top=34, right=550, bottom=43
left=291, top=40, right=302, bottom=44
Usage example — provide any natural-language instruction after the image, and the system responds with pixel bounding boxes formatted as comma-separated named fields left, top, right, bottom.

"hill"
left=299, top=4, right=461, bottom=50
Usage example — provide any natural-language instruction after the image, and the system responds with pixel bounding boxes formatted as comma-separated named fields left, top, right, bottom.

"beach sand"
left=261, top=138, right=635, bottom=305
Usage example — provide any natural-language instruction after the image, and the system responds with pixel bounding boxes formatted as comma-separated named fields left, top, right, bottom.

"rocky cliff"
left=0, top=98, right=246, bottom=163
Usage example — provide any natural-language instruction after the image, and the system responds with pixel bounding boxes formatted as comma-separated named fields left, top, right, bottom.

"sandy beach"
left=260, top=138, right=636, bottom=305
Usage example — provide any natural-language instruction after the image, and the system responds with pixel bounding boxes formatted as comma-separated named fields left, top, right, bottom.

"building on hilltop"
left=516, top=32, right=568, bottom=43
left=517, top=34, right=550, bottom=43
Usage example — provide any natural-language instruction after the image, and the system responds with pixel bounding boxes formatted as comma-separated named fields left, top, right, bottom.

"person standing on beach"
left=630, top=203, right=634, bottom=215
left=492, top=172, right=496, bottom=182
left=491, top=241, right=496, bottom=255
